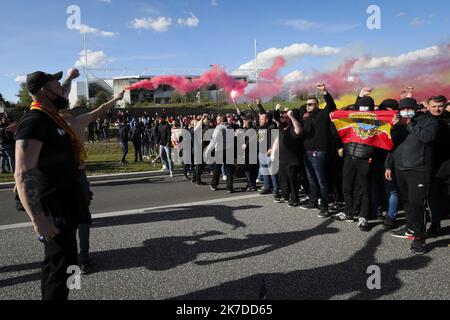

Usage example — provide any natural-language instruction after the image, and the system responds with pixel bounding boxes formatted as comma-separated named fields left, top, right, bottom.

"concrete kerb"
left=0, top=169, right=185, bottom=190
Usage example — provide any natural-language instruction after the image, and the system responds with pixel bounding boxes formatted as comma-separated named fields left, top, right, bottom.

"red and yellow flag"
left=330, top=110, right=397, bottom=151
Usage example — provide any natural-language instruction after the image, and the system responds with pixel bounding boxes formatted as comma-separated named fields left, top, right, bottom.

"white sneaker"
left=170, top=171, right=174, bottom=178
left=223, top=175, right=227, bottom=181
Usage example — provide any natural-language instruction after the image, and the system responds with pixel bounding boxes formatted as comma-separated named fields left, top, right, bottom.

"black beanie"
left=356, top=96, right=375, bottom=110
left=379, top=99, right=399, bottom=110
left=398, top=98, right=420, bottom=110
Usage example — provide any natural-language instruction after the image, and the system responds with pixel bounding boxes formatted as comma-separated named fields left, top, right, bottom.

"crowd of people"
left=0, top=114, right=16, bottom=174
left=6, top=68, right=450, bottom=300
left=110, top=84, right=450, bottom=257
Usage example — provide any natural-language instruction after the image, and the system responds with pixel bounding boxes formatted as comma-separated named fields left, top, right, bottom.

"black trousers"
left=244, top=164, right=259, bottom=189
left=41, top=223, right=78, bottom=300
left=132, top=140, right=142, bottom=162
left=342, top=157, right=372, bottom=218
left=211, top=164, right=235, bottom=190
left=428, top=176, right=448, bottom=226
left=279, top=165, right=300, bottom=203
left=192, top=163, right=205, bottom=183
left=396, top=169, right=430, bottom=239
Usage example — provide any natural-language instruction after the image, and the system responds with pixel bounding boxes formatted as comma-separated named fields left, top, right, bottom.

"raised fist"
left=359, top=87, right=373, bottom=97
left=316, top=82, right=326, bottom=93
left=68, top=68, right=80, bottom=80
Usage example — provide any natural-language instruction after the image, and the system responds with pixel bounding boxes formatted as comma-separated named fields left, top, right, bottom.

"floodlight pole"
left=83, top=33, right=90, bottom=101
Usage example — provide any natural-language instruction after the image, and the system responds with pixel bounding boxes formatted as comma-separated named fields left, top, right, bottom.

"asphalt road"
left=0, top=174, right=449, bottom=300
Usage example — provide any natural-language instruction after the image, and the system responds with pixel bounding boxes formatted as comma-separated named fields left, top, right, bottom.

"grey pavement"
left=0, top=176, right=449, bottom=300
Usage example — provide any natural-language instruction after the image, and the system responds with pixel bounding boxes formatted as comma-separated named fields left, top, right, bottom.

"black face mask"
left=44, top=88, right=70, bottom=110
left=280, top=117, right=291, bottom=128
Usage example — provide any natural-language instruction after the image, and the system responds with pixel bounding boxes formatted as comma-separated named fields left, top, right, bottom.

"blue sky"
left=1, top=0, right=450, bottom=102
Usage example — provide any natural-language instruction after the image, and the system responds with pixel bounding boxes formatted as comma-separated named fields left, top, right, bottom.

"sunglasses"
left=307, top=103, right=317, bottom=106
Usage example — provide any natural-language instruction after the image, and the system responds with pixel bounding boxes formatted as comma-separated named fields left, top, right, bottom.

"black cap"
left=356, top=96, right=375, bottom=110
left=398, top=98, right=420, bottom=110
left=26, top=71, right=63, bottom=95
left=379, top=99, right=399, bottom=110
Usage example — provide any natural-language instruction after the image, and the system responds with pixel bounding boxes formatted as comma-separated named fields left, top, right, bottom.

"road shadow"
left=92, top=204, right=262, bottom=230
left=170, top=229, right=432, bottom=300
left=88, top=219, right=338, bottom=272
left=91, top=177, right=166, bottom=187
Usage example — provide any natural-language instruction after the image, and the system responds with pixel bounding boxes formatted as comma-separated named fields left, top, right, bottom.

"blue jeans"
left=120, top=141, right=128, bottom=162
left=304, top=151, right=329, bottom=204
left=385, top=171, right=400, bottom=220
left=259, top=153, right=279, bottom=194
left=160, top=145, right=173, bottom=172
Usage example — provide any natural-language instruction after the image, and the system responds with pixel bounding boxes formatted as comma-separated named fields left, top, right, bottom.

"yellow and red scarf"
left=30, top=102, right=87, bottom=165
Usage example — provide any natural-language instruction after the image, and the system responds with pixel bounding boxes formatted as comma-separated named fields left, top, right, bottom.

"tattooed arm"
left=14, top=139, right=60, bottom=241
left=61, top=68, right=80, bottom=98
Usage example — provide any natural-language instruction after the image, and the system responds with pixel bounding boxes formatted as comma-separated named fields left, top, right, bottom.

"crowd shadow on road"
left=91, top=177, right=166, bottom=187
left=89, top=219, right=339, bottom=273
left=92, top=204, right=262, bottom=230
left=170, top=229, right=433, bottom=300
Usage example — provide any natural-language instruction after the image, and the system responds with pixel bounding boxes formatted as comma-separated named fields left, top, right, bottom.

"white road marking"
left=0, top=194, right=264, bottom=231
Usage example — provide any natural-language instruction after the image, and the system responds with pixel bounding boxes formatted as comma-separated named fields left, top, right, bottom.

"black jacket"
left=118, top=125, right=130, bottom=143
left=386, top=113, right=439, bottom=172
left=430, top=111, right=450, bottom=172
left=156, top=121, right=172, bottom=147
left=300, top=93, right=337, bottom=151
left=344, top=142, right=377, bottom=160
left=436, top=160, right=450, bottom=195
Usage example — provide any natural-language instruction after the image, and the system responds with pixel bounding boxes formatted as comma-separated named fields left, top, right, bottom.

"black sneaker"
left=332, top=212, right=355, bottom=222
left=358, top=218, right=371, bottom=232
left=288, top=202, right=299, bottom=208
left=79, top=260, right=93, bottom=275
left=274, top=195, right=283, bottom=203
left=410, top=238, right=426, bottom=255
left=383, top=217, right=397, bottom=230
left=210, top=186, right=219, bottom=191
left=300, top=201, right=318, bottom=210
left=391, top=228, right=414, bottom=239
left=425, top=223, right=441, bottom=238
left=259, top=188, right=272, bottom=195
left=318, top=208, right=331, bottom=219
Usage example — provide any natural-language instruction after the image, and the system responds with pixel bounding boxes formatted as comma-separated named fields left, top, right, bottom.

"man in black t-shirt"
left=276, top=110, right=303, bottom=207
left=15, top=70, right=87, bottom=300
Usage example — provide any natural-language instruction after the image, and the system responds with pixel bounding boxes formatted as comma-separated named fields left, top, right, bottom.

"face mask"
left=400, top=110, right=416, bottom=119
left=44, top=88, right=70, bottom=110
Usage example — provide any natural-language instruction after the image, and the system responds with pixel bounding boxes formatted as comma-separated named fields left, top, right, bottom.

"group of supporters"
left=9, top=67, right=450, bottom=300
left=124, top=83, right=450, bottom=256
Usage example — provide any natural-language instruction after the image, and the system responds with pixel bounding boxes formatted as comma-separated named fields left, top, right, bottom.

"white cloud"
left=98, top=0, right=111, bottom=3
left=396, top=12, right=407, bottom=18
left=239, top=43, right=341, bottom=70
left=75, top=50, right=110, bottom=68
left=284, top=19, right=358, bottom=33
left=131, top=17, right=172, bottom=32
left=355, top=46, right=442, bottom=70
left=283, top=70, right=307, bottom=83
left=177, top=13, right=200, bottom=28
left=76, top=24, right=116, bottom=37
left=211, top=0, right=219, bottom=6
left=15, top=75, right=27, bottom=83
left=411, top=17, right=425, bottom=26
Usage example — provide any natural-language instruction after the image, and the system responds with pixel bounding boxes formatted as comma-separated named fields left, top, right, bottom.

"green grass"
left=0, top=173, right=13, bottom=184
left=84, top=142, right=166, bottom=176
left=0, top=142, right=173, bottom=183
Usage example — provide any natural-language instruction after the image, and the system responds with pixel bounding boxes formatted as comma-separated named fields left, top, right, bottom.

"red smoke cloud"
left=127, top=44, right=450, bottom=103
left=126, top=57, right=287, bottom=102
